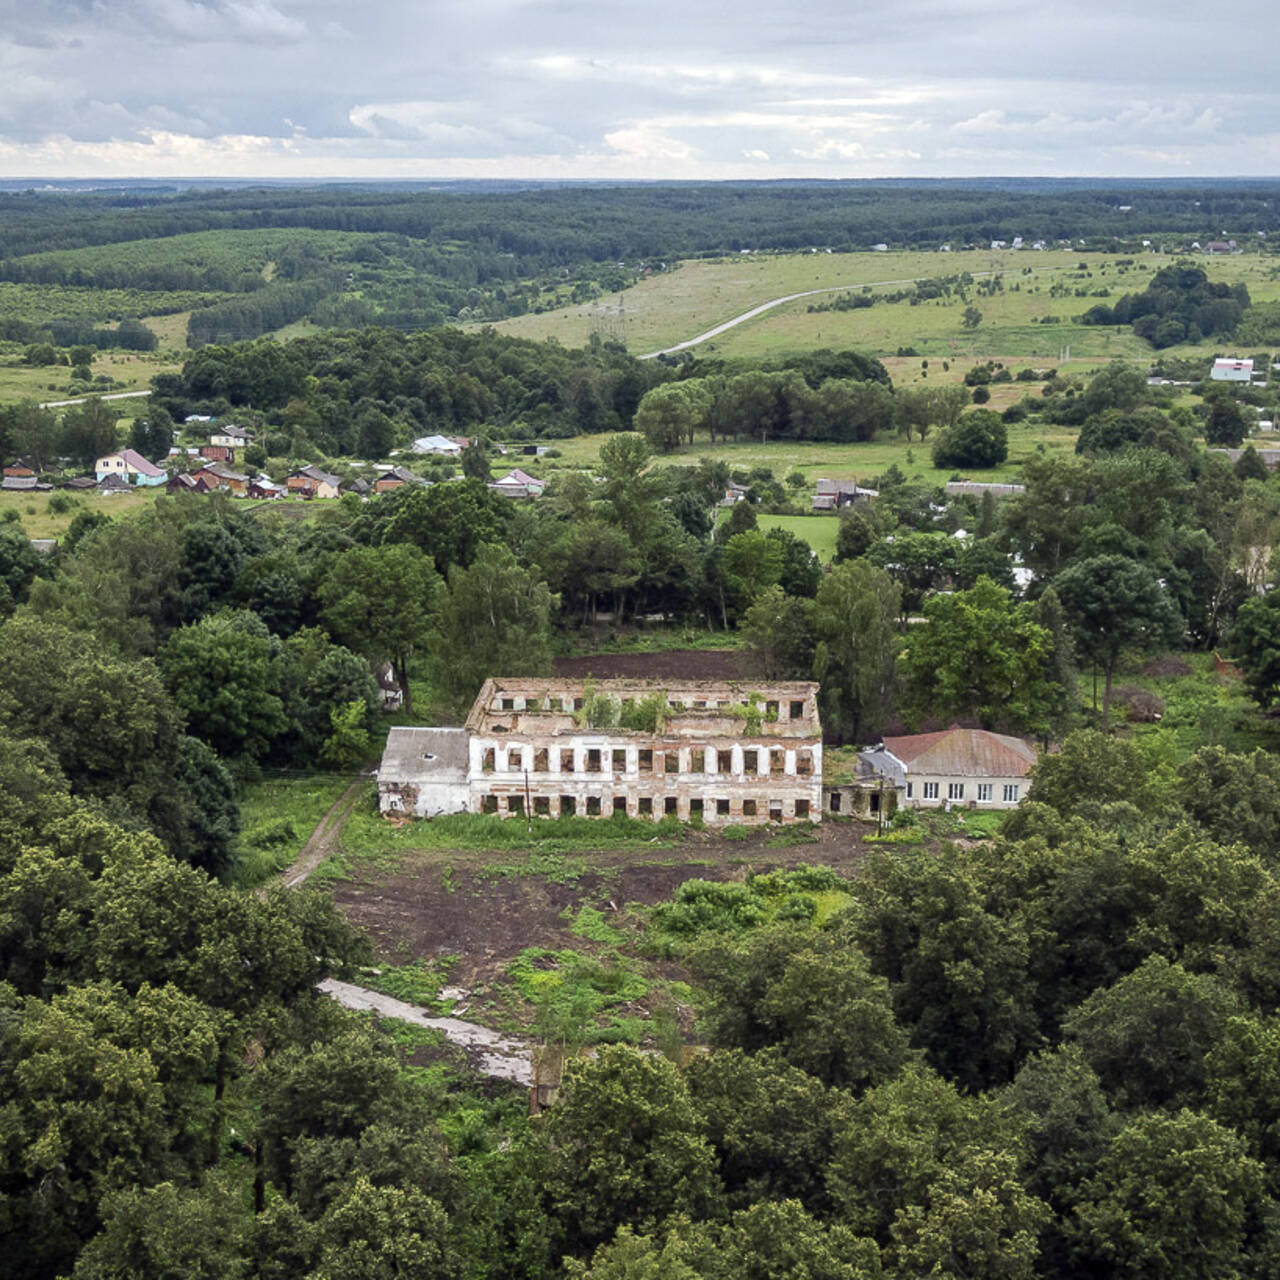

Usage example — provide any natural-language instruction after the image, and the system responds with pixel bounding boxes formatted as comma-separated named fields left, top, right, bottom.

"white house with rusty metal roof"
left=861, top=726, right=1036, bottom=810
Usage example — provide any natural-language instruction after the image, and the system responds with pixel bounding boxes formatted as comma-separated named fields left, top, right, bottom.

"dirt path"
left=278, top=775, right=366, bottom=890
left=320, top=979, right=535, bottom=1086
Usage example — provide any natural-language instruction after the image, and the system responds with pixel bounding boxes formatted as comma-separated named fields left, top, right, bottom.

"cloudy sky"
left=1, top=0, right=1277, bottom=180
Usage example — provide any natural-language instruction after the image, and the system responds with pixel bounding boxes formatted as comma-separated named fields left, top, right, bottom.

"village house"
left=489, top=468, right=545, bottom=499
left=2, top=458, right=37, bottom=478
left=1211, top=357, right=1253, bottom=383
left=944, top=480, right=1027, bottom=498
left=94, top=448, right=166, bottom=487
left=411, top=434, right=465, bottom=456
left=194, top=461, right=250, bottom=493
left=248, top=475, right=286, bottom=499
left=374, top=465, right=430, bottom=494
left=199, top=444, right=234, bottom=464
left=835, top=726, right=1036, bottom=814
left=378, top=677, right=823, bottom=825
left=209, top=425, right=254, bottom=449
left=811, top=478, right=878, bottom=512
left=287, top=464, right=342, bottom=499
left=167, top=471, right=215, bottom=494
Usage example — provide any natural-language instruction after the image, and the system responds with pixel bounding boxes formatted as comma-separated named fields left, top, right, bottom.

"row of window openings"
left=496, top=695, right=808, bottom=719
left=480, top=794, right=810, bottom=819
left=481, top=746, right=813, bottom=776
left=905, top=781, right=1020, bottom=803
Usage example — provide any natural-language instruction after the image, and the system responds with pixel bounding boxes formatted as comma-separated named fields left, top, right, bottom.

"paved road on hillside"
left=39, top=389, right=153, bottom=408
left=638, top=264, right=1066, bottom=359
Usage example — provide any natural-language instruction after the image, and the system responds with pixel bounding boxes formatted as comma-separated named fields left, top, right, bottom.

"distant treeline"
left=5, top=181, right=1280, bottom=265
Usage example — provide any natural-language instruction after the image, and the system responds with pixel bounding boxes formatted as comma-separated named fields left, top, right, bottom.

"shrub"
left=931, top=409, right=1008, bottom=469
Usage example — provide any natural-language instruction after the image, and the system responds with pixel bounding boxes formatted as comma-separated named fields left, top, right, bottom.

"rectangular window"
left=534, top=796, right=551, bottom=816
left=561, top=750, right=575, bottom=774
left=692, top=748, right=707, bottom=773
left=742, top=798, right=757, bottom=817
left=482, top=748, right=495, bottom=773
left=560, top=795, right=575, bottom=816
left=923, top=782, right=939, bottom=800
left=534, top=748, right=549, bottom=773
left=689, top=798, right=703, bottom=819
left=548, top=697, right=561, bottom=712
left=573, top=697, right=584, bottom=711
left=586, top=796, right=601, bottom=816
left=716, top=798, right=730, bottom=816
left=664, top=796, right=678, bottom=815
left=586, top=749, right=602, bottom=773
left=639, top=749, right=654, bottom=774
left=795, top=798, right=810, bottom=818
left=612, top=748, right=627, bottom=773
left=770, top=749, right=785, bottom=776
left=500, top=697, right=515, bottom=711
left=717, top=749, right=732, bottom=774
left=482, top=794, right=499, bottom=814
left=613, top=796, right=627, bottom=815
left=769, top=801, right=783, bottom=822
left=829, top=793, right=841, bottom=813
left=638, top=797, right=653, bottom=816
left=906, top=782, right=913, bottom=799
left=744, top=748, right=759, bottom=774
left=509, top=748, right=524, bottom=773
left=664, top=752, right=679, bottom=775
left=977, top=783, right=993, bottom=802
left=789, top=700, right=805, bottom=719
left=1003, top=784, right=1020, bottom=803
left=796, top=750, right=813, bottom=777
left=948, top=783, right=965, bottom=801
left=508, top=794, right=524, bottom=815
left=766, top=700, right=780, bottom=719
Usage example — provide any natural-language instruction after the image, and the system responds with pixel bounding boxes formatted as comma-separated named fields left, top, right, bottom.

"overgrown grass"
left=360, top=957, right=461, bottom=1012
left=644, top=865, right=851, bottom=956
left=316, top=806, right=689, bottom=882
left=230, top=772, right=353, bottom=887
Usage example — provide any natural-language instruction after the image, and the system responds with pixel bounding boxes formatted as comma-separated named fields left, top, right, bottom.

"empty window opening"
left=639, top=749, right=654, bottom=774
left=613, top=796, right=627, bottom=815
left=664, top=796, right=678, bottom=815
left=716, top=798, right=731, bottom=816
left=533, top=748, right=549, bottom=773
left=638, top=796, right=653, bottom=815
left=745, top=748, right=759, bottom=774
left=692, top=749, right=707, bottom=773
left=768, top=801, right=783, bottom=822
left=548, top=697, right=562, bottom=711
left=795, top=799, right=810, bottom=818
left=830, top=793, right=842, bottom=813
left=482, top=748, right=495, bottom=773
left=869, top=792, right=880, bottom=813
left=664, top=752, right=679, bottom=775
left=742, top=799, right=758, bottom=817
left=612, top=748, right=627, bottom=773
left=534, top=796, right=551, bottom=816
left=573, top=697, right=584, bottom=711
left=717, top=749, right=733, bottom=774
left=561, top=795, right=576, bottom=816
left=790, top=700, right=805, bottom=719
left=509, top=794, right=525, bottom=816
left=586, top=749, right=602, bottom=773
left=500, top=697, right=515, bottom=711
left=689, top=798, right=704, bottom=819
left=796, top=750, right=813, bottom=777
left=586, top=796, right=601, bottom=816
left=561, top=751, right=575, bottom=773
left=906, top=782, right=914, bottom=799
left=766, top=700, right=780, bottom=719
left=770, top=749, right=785, bottom=776
left=482, top=795, right=499, bottom=814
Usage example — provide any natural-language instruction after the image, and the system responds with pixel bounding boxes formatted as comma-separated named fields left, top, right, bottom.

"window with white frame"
left=977, top=783, right=993, bottom=802
left=1003, top=783, right=1020, bottom=803
left=947, top=782, right=965, bottom=801
left=923, top=782, right=939, bottom=800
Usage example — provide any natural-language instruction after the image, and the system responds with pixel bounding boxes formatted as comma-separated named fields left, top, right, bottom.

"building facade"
left=379, top=677, right=823, bottom=825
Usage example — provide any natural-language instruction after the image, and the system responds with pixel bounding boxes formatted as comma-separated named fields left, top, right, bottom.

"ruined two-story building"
left=377, top=677, right=823, bottom=825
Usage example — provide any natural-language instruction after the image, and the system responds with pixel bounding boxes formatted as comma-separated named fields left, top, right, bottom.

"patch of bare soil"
left=331, top=821, right=878, bottom=986
left=553, top=649, right=757, bottom=681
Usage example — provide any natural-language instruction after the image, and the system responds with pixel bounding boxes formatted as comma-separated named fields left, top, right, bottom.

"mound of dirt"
left=1141, top=655, right=1193, bottom=678
left=554, top=649, right=756, bottom=681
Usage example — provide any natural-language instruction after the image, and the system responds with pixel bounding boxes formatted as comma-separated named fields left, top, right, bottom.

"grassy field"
left=540, top=414, right=1083, bottom=488
left=756, top=514, right=840, bottom=561
left=231, top=772, right=357, bottom=888
left=487, top=249, right=1280, bottom=372
left=0, top=344, right=180, bottom=406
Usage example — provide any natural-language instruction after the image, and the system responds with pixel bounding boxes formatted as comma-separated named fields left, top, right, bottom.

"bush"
left=931, top=410, right=1008, bottom=469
